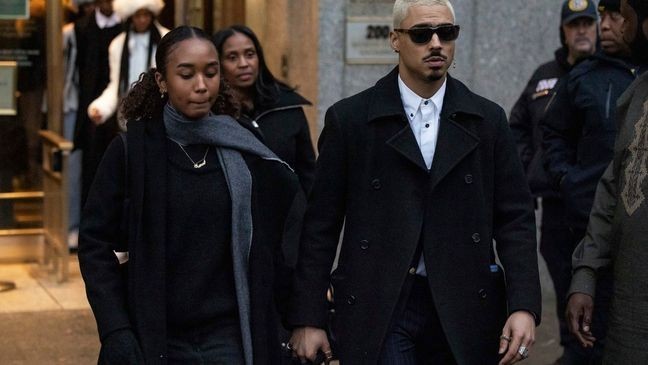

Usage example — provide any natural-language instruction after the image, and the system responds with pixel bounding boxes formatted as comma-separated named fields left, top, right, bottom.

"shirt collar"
left=398, top=75, right=447, bottom=119
left=95, top=9, right=121, bottom=29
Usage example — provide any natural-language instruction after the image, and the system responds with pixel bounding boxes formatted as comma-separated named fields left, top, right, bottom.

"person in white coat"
left=87, top=0, right=169, bottom=126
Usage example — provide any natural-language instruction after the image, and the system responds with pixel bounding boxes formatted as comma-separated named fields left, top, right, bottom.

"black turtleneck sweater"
left=165, top=139, right=238, bottom=332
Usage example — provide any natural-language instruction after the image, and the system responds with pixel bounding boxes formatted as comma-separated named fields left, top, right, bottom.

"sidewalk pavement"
left=0, top=255, right=561, bottom=364
left=0, top=257, right=99, bottom=364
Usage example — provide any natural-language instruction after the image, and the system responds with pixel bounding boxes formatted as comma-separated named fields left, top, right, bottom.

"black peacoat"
left=79, top=118, right=303, bottom=364
left=289, top=68, right=541, bottom=365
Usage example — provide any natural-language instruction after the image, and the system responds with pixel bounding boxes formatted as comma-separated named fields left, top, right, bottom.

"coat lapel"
left=370, top=69, right=483, bottom=179
left=369, top=68, right=429, bottom=172
left=131, top=119, right=168, bottom=356
left=142, top=120, right=167, bottom=254
left=429, top=76, right=482, bottom=190
left=386, top=125, right=429, bottom=172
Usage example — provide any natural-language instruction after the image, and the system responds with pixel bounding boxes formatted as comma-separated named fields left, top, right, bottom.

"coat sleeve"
left=568, top=161, right=616, bottom=298
left=509, top=78, right=534, bottom=171
left=78, top=136, right=132, bottom=340
left=288, top=105, right=348, bottom=329
left=87, top=32, right=123, bottom=124
left=293, top=108, right=317, bottom=194
left=492, top=107, right=542, bottom=324
left=541, top=78, right=579, bottom=188
left=275, top=188, right=307, bottom=326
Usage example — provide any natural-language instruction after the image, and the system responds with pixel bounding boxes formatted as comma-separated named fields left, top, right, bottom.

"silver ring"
left=285, top=342, right=293, bottom=351
left=500, top=335, right=512, bottom=342
left=518, top=345, right=529, bottom=359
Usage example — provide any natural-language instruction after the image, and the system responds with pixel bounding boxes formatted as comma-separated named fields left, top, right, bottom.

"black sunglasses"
left=394, top=24, right=460, bottom=44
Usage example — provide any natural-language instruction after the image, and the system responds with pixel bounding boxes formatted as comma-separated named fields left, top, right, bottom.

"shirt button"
left=425, top=123, right=430, bottom=128
left=472, top=233, right=481, bottom=243
left=347, top=295, right=356, bottom=305
left=410, top=113, right=414, bottom=117
left=408, top=267, right=416, bottom=275
left=424, top=100, right=429, bottom=105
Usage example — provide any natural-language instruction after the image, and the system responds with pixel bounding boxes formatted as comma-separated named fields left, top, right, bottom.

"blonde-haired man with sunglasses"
left=288, top=1, right=540, bottom=364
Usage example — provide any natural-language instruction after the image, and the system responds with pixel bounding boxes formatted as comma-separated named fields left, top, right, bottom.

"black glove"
left=98, top=328, right=144, bottom=365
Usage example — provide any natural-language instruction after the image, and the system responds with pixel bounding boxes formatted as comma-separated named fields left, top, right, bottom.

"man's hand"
left=498, top=311, right=535, bottom=365
left=566, top=293, right=596, bottom=348
left=289, top=326, right=331, bottom=363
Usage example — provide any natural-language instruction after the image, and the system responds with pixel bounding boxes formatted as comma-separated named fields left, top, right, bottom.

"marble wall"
left=318, top=0, right=566, bottom=130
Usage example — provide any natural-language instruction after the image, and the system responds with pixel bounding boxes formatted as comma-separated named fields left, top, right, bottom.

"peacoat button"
left=371, top=178, right=382, bottom=190
left=360, top=239, right=369, bottom=250
left=347, top=295, right=356, bottom=305
left=478, top=289, right=487, bottom=299
left=472, top=233, right=481, bottom=243
left=408, top=267, right=416, bottom=275
left=451, top=113, right=457, bottom=119
left=464, top=174, right=473, bottom=184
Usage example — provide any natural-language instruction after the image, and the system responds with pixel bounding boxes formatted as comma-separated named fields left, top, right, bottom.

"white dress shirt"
left=95, top=9, right=120, bottom=29
left=128, top=31, right=152, bottom=87
left=397, top=74, right=447, bottom=276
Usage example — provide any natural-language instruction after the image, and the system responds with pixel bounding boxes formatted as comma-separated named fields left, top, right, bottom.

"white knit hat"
left=112, top=0, right=165, bottom=20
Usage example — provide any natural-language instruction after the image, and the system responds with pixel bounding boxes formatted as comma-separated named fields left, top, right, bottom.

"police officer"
left=509, top=1, right=597, bottom=363
left=543, top=0, right=645, bottom=363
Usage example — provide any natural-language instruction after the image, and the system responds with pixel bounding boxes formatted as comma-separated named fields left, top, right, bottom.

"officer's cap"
left=598, top=0, right=620, bottom=13
left=561, top=0, right=598, bottom=25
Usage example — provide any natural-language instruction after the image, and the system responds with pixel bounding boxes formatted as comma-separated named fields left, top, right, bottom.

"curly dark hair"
left=120, top=26, right=240, bottom=123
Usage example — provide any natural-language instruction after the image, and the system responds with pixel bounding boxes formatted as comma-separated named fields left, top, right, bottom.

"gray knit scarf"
left=163, top=104, right=290, bottom=365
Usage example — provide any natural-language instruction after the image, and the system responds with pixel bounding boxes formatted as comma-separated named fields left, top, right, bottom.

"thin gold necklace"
left=174, top=141, right=209, bottom=169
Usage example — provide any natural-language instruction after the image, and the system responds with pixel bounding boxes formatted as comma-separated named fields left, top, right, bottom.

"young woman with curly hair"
left=79, top=25, right=303, bottom=365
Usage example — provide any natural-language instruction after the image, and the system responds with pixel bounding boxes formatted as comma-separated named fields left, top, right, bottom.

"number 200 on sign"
left=366, top=25, right=390, bottom=39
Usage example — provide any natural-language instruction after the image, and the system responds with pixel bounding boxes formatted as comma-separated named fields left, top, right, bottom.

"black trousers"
left=378, top=275, right=457, bottom=365
left=540, top=198, right=576, bottom=348
left=541, top=198, right=610, bottom=364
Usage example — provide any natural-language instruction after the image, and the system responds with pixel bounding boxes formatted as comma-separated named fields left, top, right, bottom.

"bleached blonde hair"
left=393, top=0, right=456, bottom=28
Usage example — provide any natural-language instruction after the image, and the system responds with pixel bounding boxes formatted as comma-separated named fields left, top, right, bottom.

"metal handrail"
left=38, top=130, right=73, bottom=151
left=0, top=192, right=44, bottom=200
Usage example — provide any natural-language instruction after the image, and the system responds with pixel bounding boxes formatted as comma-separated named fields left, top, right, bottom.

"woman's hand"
left=98, top=328, right=144, bottom=365
left=89, top=107, right=103, bottom=125
left=289, top=326, right=332, bottom=363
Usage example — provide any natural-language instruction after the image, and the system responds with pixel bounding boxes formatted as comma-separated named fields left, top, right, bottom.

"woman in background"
left=79, top=26, right=302, bottom=365
left=88, top=0, right=169, bottom=126
left=213, top=25, right=316, bottom=193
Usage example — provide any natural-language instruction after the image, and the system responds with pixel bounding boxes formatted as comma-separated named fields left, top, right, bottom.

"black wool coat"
left=242, top=89, right=316, bottom=194
left=289, top=68, right=541, bottom=365
left=79, top=118, right=303, bottom=364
